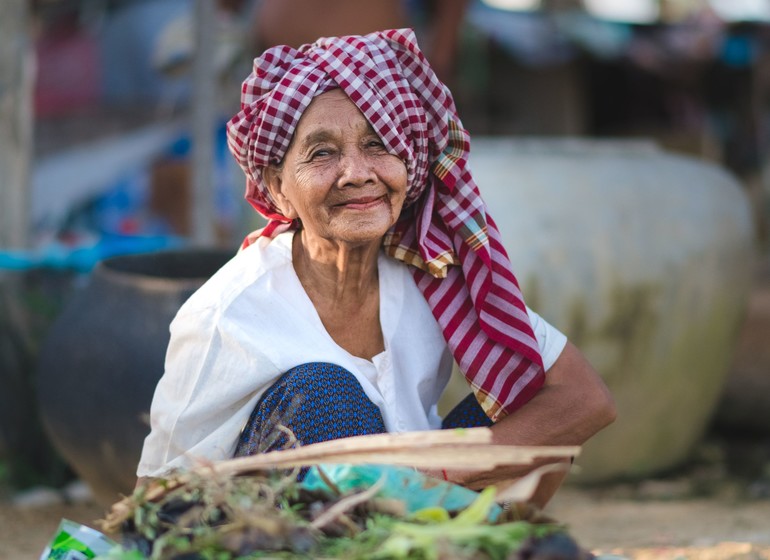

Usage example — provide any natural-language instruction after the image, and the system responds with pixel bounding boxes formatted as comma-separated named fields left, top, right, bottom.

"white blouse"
left=137, top=232, right=567, bottom=477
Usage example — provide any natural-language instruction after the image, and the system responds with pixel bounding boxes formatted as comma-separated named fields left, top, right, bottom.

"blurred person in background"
left=248, top=0, right=469, bottom=83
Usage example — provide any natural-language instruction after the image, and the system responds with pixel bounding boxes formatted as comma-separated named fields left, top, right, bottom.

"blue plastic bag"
left=301, top=463, right=503, bottom=521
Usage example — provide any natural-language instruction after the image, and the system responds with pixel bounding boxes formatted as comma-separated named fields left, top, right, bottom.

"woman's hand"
left=447, top=342, right=617, bottom=507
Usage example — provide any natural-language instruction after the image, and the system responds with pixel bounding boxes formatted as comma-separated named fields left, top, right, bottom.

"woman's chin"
left=324, top=220, right=394, bottom=247
left=333, top=229, right=390, bottom=247
left=320, top=212, right=396, bottom=245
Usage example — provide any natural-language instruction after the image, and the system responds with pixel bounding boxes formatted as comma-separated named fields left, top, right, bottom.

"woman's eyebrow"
left=300, top=129, right=336, bottom=148
left=300, top=121, right=377, bottom=149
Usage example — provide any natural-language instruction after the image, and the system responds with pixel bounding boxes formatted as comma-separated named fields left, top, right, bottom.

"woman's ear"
left=263, top=165, right=298, bottom=220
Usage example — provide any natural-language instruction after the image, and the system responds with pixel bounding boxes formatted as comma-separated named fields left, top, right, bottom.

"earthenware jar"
left=36, top=249, right=232, bottom=504
left=0, top=269, right=76, bottom=487
left=447, top=138, right=754, bottom=482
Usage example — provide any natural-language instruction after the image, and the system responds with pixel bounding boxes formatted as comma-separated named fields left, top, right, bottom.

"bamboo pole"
left=0, top=0, right=33, bottom=249
left=212, top=427, right=579, bottom=476
left=191, top=0, right=217, bottom=246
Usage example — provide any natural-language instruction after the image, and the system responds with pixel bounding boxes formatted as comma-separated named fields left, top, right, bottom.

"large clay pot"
left=36, top=249, right=233, bottom=505
left=458, top=139, right=753, bottom=483
left=0, top=269, right=76, bottom=487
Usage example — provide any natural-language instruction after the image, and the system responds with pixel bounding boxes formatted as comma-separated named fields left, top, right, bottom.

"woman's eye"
left=310, top=148, right=332, bottom=159
left=367, top=139, right=385, bottom=149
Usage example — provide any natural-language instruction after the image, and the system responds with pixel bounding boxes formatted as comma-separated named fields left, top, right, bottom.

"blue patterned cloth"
left=234, top=362, right=492, bottom=461
left=442, top=392, right=494, bottom=430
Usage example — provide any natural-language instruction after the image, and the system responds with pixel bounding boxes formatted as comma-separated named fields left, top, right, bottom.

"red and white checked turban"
left=227, top=28, right=544, bottom=420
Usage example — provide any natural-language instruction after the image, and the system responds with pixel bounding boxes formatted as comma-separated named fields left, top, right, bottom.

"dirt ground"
left=549, top=488, right=770, bottom=559
left=5, top=470, right=770, bottom=560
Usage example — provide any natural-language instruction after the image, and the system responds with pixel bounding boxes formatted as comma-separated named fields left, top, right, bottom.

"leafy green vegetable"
left=370, top=488, right=556, bottom=560
left=96, top=466, right=575, bottom=560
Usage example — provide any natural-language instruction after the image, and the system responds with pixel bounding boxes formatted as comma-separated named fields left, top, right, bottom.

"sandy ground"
left=5, top=481, right=769, bottom=560
left=549, top=487, right=770, bottom=559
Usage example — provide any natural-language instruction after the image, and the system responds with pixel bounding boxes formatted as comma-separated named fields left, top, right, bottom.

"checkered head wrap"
left=227, top=28, right=544, bottom=420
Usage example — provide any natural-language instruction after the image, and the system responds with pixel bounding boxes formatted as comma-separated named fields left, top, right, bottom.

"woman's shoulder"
left=177, top=232, right=295, bottom=318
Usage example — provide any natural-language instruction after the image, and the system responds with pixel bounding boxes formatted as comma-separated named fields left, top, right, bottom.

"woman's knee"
left=276, top=362, right=366, bottom=396
left=234, top=362, right=386, bottom=457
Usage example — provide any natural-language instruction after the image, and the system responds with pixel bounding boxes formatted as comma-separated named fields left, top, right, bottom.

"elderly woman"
left=137, top=29, right=615, bottom=507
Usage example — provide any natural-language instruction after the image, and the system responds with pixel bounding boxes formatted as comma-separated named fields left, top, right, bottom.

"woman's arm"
left=450, top=341, right=617, bottom=507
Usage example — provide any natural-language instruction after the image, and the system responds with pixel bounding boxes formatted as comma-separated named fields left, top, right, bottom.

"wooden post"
left=0, top=0, right=33, bottom=249
left=191, top=0, right=218, bottom=246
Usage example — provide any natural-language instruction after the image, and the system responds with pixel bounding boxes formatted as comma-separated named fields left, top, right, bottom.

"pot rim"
left=93, top=249, right=233, bottom=291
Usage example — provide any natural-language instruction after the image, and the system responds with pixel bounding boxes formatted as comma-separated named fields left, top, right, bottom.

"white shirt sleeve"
left=137, top=304, right=281, bottom=478
left=526, top=306, right=568, bottom=371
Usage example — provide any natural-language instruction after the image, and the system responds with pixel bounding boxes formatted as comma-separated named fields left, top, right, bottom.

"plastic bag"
left=301, top=463, right=503, bottom=520
left=39, top=519, right=118, bottom=560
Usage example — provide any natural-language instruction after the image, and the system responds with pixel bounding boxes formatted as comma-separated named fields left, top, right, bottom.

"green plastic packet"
left=39, top=519, right=119, bottom=560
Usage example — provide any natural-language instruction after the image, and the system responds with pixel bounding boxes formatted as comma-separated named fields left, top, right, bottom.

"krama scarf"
left=226, top=28, right=544, bottom=421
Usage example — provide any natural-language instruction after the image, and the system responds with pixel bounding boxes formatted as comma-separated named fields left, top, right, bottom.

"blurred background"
left=2, top=0, right=770, bottom=509
left=4, top=0, right=770, bottom=252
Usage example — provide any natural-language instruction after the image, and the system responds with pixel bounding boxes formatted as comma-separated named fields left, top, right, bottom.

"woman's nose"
left=338, top=149, right=375, bottom=187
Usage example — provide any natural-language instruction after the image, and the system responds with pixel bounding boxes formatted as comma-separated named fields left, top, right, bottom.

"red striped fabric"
left=226, top=28, right=544, bottom=421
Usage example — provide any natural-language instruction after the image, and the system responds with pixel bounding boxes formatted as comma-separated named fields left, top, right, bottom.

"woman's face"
left=265, top=89, right=408, bottom=247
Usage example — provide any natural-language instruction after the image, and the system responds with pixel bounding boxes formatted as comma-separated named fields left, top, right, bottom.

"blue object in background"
left=0, top=234, right=185, bottom=273
left=721, top=34, right=756, bottom=67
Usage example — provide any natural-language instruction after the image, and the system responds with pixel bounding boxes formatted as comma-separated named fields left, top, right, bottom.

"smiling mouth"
left=335, top=195, right=386, bottom=209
